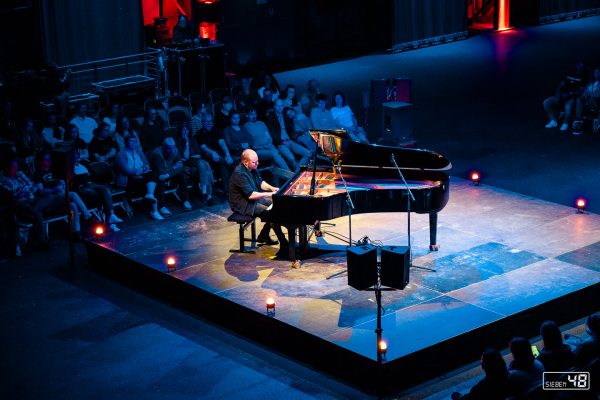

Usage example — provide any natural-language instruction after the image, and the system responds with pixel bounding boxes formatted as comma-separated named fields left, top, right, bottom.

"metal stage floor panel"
left=85, top=177, right=600, bottom=393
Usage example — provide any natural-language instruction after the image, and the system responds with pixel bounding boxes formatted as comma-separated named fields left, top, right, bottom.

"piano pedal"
left=429, top=244, right=440, bottom=251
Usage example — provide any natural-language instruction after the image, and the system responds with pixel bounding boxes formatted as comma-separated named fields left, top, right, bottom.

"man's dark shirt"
left=89, top=135, right=118, bottom=158
left=195, top=127, right=223, bottom=156
left=140, top=117, right=166, bottom=152
left=229, top=163, right=262, bottom=216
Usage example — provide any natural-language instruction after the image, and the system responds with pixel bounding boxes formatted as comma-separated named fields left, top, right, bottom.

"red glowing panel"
left=498, top=0, right=510, bottom=31
left=199, top=22, right=217, bottom=40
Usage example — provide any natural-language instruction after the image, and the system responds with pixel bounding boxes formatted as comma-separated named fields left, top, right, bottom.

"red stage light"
left=266, top=297, right=276, bottom=314
left=576, top=198, right=587, bottom=213
left=94, top=225, right=105, bottom=236
left=378, top=340, right=388, bottom=358
left=470, top=171, right=481, bottom=185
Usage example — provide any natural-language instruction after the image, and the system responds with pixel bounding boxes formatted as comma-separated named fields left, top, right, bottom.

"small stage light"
left=576, top=198, right=587, bottom=213
left=166, top=256, right=177, bottom=272
left=378, top=340, right=388, bottom=359
left=470, top=171, right=481, bottom=185
left=94, top=225, right=105, bottom=236
left=266, top=297, right=276, bottom=315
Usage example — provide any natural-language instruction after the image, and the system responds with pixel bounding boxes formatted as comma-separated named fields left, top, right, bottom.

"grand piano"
left=266, top=130, right=452, bottom=265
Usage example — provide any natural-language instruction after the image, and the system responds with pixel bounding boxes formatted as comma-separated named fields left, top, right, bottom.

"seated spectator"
left=223, top=112, right=253, bottom=155
left=266, top=99, right=311, bottom=171
left=114, top=135, right=162, bottom=220
left=72, top=151, right=123, bottom=231
left=214, top=96, right=234, bottom=133
left=330, top=91, right=369, bottom=143
left=281, top=84, right=313, bottom=140
left=69, top=103, right=97, bottom=144
left=256, top=87, right=275, bottom=122
left=537, top=320, right=575, bottom=371
left=196, top=112, right=232, bottom=193
left=507, top=337, right=544, bottom=392
left=301, top=78, right=321, bottom=116
left=65, top=124, right=89, bottom=161
left=174, top=123, right=217, bottom=206
left=32, top=151, right=95, bottom=238
left=0, top=100, right=19, bottom=142
left=102, top=103, right=120, bottom=134
left=543, top=61, right=587, bottom=131
left=149, top=137, right=193, bottom=214
left=451, top=348, right=519, bottom=400
left=244, top=108, right=291, bottom=171
left=16, top=119, right=47, bottom=165
left=573, top=67, right=600, bottom=135
left=234, top=77, right=258, bottom=113
left=0, top=158, right=52, bottom=250
left=88, top=122, right=118, bottom=163
left=311, top=93, right=337, bottom=130
left=114, top=115, right=140, bottom=151
left=190, top=102, right=209, bottom=136
left=573, top=313, right=600, bottom=367
left=41, top=113, right=65, bottom=148
left=284, top=106, right=316, bottom=152
left=254, top=71, right=280, bottom=101
left=140, top=106, right=166, bottom=152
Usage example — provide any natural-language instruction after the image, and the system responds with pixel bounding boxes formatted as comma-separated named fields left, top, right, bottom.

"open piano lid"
left=310, top=129, right=452, bottom=171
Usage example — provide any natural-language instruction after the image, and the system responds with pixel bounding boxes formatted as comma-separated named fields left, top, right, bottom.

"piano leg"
left=429, top=212, right=440, bottom=251
left=286, top=225, right=301, bottom=269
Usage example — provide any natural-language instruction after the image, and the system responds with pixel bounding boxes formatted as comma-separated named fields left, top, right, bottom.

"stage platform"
left=84, top=177, right=600, bottom=394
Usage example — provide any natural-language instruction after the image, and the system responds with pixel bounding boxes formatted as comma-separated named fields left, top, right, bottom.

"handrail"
left=58, top=49, right=161, bottom=70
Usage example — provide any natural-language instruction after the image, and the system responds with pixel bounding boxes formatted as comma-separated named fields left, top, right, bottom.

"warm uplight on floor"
left=94, top=225, right=105, bottom=236
left=378, top=340, right=388, bottom=359
left=576, top=198, right=587, bottom=213
left=166, top=256, right=177, bottom=271
left=470, top=171, right=481, bottom=185
left=266, top=297, right=276, bottom=315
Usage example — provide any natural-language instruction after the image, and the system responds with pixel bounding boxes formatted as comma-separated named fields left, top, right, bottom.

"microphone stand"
left=309, top=132, right=319, bottom=196
left=335, top=162, right=354, bottom=247
left=391, top=153, right=434, bottom=272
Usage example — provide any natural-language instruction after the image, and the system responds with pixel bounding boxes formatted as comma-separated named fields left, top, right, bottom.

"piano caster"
left=429, top=244, right=440, bottom=251
left=291, top=260, right=301, bottom=269
left=314, top=230, right=323, bottom=237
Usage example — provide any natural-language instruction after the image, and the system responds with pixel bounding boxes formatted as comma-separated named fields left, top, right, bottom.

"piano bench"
left=227, top=213, right=257, bottom=253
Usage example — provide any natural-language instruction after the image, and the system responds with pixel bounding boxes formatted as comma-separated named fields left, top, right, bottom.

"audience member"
left=71, top=151, right=123, bottom=231
left=173, top=14, right=196, bottom=44
left=573, top=313, right=600, bottom=367
left=543, top=61, right=587, bottom=131
left=256, top=87, right=275, bottom=121
left=254, top=71, right=280, bottom=100
left=266, top=99, right=311, bottom=171
left=310, top=93, right=337, bottom=130
left=16, top=118, right=47, bottom=164
left=140, top=106, right=166, bottom=152
left=234, top=77, right=258, bottom=113
left=223, top=112, right=253, bottom=155
left=573, top=67, right=600, bottom=135
left=0, top=100, right=19, bottom=142
left=65, top=124, right=89, bottom=161
left=149, top=137, right=192, bottom=214
left=41, top=113, right=65, bottom=148
left=32, top=151, right=94, bottom=239
left=244, top=108, right=291, bottom=171
left=196, top=112, right=232, bottom=193
left=536, top=320, right=574, bottom=371
left=190, top=102, right=209, bottom=136
left=69, top=103, right=97, bottom=144
left=281, top=84, right=313, bottom=140
left=330, top=91, right=369, bottom=143
left=88, top=122, right=118, bottom=163
left=102, top=103, right=120, bottom=134
left=115, top=115, right=140, bottom=151
left=174, top=123, right=216, bottom=205
left=301, top=78, right=321, bottom=116
left=0, top=158, right=52, bottom=250
left=114, top=135, right=162, bottom=220
left=283, top=106, right=316, bottom=151
left=451, top=348, right=518, bottom=400
left=214, top=96, right=234, bottom=132
left=507, top=337, right=544, bottom=392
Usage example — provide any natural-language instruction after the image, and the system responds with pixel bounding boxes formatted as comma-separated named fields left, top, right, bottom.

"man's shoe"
left=108, top=214, right=123, bottom=224
left=109, top=223, right=121, bottom=232
left=545, top=120, right=558, bottom=128
left=159, top=207, right=172, bottom=216
left=183, top=201, right=192, bottom=211
left=150, top=210, right=164, bottom=220
left=257, top=235, right=279, bottom=246
left=560, top=123, right=569, bottom=131
left=144, top=194, right=157, bottom=204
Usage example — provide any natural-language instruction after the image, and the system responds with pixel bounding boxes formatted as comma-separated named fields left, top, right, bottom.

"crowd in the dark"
left=451, top=314, right=600, bottom=400
left=0, top=70, right=369, bottom=257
